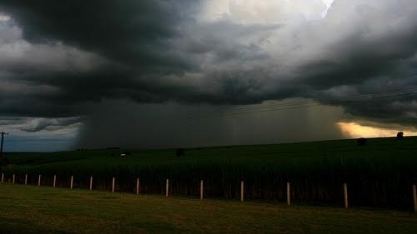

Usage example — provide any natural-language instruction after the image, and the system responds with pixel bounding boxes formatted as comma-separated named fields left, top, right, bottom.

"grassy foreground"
left=0, top=184, right=417, bottom=233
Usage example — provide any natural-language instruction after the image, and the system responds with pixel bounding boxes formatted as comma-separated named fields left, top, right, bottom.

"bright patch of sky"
left=321, top=0, right=335, bottom=17
left=0, top=14, right=10, bottom=21
left=199, top=0, right=335, bottom=23
left=338, top=122, right=417, bottom=138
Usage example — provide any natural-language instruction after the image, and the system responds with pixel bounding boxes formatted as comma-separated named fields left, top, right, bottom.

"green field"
left=2, top=137, right=417, bottom=209
left=0, top=183, right=417, bottom=234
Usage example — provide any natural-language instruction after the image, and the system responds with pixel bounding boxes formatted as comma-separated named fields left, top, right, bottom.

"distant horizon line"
left=4, top=135, right=412, bottom=154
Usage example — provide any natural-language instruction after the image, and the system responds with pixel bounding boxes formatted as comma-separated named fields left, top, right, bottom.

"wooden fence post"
left=344, top=183, right=349, bottom=209
left=241, top=181, right=244, bottom=202
left=166, top=179, right=169, bottom=197
left=287, top=182, right=291, bottom=206
left=70, top=175, right=74, bottom=189
left=136, top=178, right=140, bottom=195
left=112, top=177, right=115, bottom=193
left=90, top=176, right=93, bottom=191
left=53, top=175, right=56, bottom=188
left=413, top=185, right=417, bottom=212
left=1, top=173, right=4, bottom=183
left=12, top=174, right=15, bottom=184
left=38, top=174, right=41, bottom=186
left=200, top=180, right=204, bottom=200
left=24, top=174, right=27, bottom=185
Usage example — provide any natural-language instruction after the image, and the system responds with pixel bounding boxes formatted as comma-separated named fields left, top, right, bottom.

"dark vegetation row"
left=2, top=136, right=417, bottom=210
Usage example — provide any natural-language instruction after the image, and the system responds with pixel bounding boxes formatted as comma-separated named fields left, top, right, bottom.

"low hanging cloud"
left=0, top=116, right=81, bottom=133
left=20, top=117, right=81, bottom=132
left=0, top=0, right=417, bottom=147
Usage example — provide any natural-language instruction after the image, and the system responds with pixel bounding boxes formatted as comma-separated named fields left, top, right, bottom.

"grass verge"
left=0, top=183, right=417, bottom=233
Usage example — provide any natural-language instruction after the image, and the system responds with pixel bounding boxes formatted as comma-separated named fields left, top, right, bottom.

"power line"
left=0, top=132, right=9, bottom=163
left=138, top=86, right=417, bottom=124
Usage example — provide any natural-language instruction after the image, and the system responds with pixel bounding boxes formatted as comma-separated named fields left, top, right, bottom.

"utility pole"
left=0, top=132, right=9, bottom=164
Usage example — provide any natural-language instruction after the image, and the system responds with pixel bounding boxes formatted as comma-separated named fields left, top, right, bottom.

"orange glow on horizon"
left=337, top=122, right=417, bottom=138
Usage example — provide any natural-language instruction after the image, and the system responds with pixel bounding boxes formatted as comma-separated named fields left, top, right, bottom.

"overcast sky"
left=1, top=0, right=417, bottom=151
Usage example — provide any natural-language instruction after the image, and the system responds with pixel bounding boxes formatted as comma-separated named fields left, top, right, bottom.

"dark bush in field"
left=357, top=138, right=367, bottom=145
left=0, top=157, right=9, bottom=166
left=176, top=148, right=185, bottom=157
left=397, top=132, right=404, bottom=140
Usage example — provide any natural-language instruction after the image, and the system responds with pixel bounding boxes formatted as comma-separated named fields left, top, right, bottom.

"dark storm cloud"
left=1, top=0, right=417, bottom=139
left=0, top=0, right=204, bottom=118
left=0, top=0, right=198, bottom=68
left=282, top=0, right=417, bottom=125
left=300, top=27, right=417, bottom=124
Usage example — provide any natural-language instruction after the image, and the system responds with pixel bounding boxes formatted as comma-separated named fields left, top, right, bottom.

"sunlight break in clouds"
left=337, top=122, right=417, bottom=138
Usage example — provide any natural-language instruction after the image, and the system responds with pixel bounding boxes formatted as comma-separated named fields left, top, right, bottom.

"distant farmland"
left=2, top=137, right=417, bottom=210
